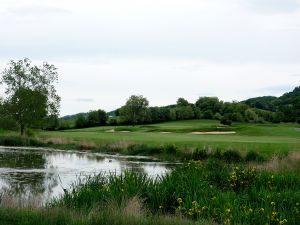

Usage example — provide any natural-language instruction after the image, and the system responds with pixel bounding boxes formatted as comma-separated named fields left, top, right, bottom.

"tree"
left=87, top=109, right=107, bottom=127
left=176, top=97, right=190, bottom=107
left=0, top=58, right=61, bottom=135
left=245, top=109, right=259, bottom=122
left=119, top=95, right=149, bottom=125
left=75, top=115, right=87, bottom=128
left=195, top=97, right=222, bottom=119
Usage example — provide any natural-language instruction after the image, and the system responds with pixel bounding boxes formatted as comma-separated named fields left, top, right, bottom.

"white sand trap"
left=105, top=129, right=115, bottom=133
left=295, top=128, right=300, bottom=132
left=160, top=132, right=172, bottom=134
left=191, top=131, right=236, bottom=135
left=119, top=131, right=131, bottom=133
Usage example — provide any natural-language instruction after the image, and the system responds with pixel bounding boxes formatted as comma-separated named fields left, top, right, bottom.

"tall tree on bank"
left=0, top=58, right=61, bottom=135
left=120, top=95, right=149, bottom=126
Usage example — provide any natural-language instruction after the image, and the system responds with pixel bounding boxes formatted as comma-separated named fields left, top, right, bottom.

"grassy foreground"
left=1, top=158, right=300, bottom=225
left=0, top=207, right=211, bottom=225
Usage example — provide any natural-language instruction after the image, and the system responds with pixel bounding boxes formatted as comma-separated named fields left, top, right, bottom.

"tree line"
left=68, top=86, right=299, bottom=129
left=0, top=58, right=299, bottom=134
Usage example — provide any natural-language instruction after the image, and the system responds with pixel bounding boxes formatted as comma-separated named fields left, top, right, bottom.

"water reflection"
left=0, top=146, right=176, bottom=204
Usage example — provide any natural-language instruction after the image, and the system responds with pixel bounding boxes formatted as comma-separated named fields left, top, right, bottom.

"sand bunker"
left=105, top=129, right=115, bottom=133
left=190, top=131, right=236, bottom=135
left=295, top=128, right=300, bottom=132
left=160, top=132, right=172, bottom=134
left=105, top=129, right=131, bottom=133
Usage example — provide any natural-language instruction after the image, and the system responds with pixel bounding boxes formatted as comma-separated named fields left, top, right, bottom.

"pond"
left=0, top=146, right=176, bottom=205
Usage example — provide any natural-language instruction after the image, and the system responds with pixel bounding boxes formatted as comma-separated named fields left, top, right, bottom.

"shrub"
left=163, top=144, right=177, bottom=155
left=192, top=148, right=208, bottom=160
left=126, top=144, right=162, bottom=155
left=228, top=166, right=257, bottom=192
left=0, top=136, right=25, bottom=146
left=220, top=117, right=232, bottom=126
left=222, top=149, right=243, bottom=162
left=25, top=128, right=35, bottom=137
left=245, top=150, right=265, bottom=162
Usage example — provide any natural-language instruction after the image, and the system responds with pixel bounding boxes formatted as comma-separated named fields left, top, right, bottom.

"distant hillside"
left=243, top=86, right=300, bottom=122
left=243, top=96, right=279, bottom=111
left=62, top=112, right=88, bottom=121
left=62, top=110, right=117, bottom=121
left=279, top=86, right=300, bottom=105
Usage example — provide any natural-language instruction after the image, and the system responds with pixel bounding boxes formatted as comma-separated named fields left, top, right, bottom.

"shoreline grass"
left=1, top=120, right=299, bottom=160
left=48, top=159, right=300, bottom=225
left=0, top=151, right=299, bottom=224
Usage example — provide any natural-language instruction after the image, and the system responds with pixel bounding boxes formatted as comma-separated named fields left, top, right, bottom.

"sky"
left=0, top=0, right=299, bottom=116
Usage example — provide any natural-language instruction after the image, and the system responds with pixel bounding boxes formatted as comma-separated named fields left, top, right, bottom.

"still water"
left=0, top=146, right=176, bottom=204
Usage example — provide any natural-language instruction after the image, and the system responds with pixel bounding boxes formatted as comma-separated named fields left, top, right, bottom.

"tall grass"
left=51, top=159, right=300, bottom=225
left=0, top=207, right=215, bottom=225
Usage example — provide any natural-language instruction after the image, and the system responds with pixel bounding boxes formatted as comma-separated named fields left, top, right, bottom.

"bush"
left=163, top=144, right=177, bottom=155
left=126, top=144, right=162, bottom=155
left=220, top=117, right=232, bottom=126
left=192, top=148, right=208, bottom=160
left=222, top=149, right=243, bottom=162
left=25, top=128, right=35, bottom=137
left=245, top=150, right=265, bottom=162
left=0, top=136, right=25, bottom=146
left=228, top=166, right=258, bottom=192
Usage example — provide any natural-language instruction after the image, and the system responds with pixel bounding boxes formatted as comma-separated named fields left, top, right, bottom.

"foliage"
left=86, top=109, right=107, bottom=127
left=52, top=160, right=300, bottom=225
left=220, top=115, right=232, bottom=126
left=244, top=96, right=279, bottom=112
left=177, top=98, right=190, bottom=107
left=120, top=95, right=149, bottom=125
left=75, top=115, right=87, bottom=128
left=0, top=207, right=210, bottom=225
left=244, top=86, right=300, bottom=123
left=0, top=58, right=60, bottom=135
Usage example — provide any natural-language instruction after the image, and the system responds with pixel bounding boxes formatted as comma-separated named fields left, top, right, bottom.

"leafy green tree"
left=43, top=115, right=60, bottom=130
left=0, top=58, right=60, bottom=135
left=175, top=105, right=195, bottom=120
left=75, top=115, right=87, bottom=128
left=119, top=95, right=149, bottom=125
left=9, top=88, right=47, bottom=132
left=176, top=97, right=190, bottom=107
left=0, top=98, right=17, bottom=130
left=220, top=114, right=232, bottom=126
left=87, top=109, right=107, bottom=127
left=195, top=97, right=222, bottom=119
left=245, top=109, right=259, bottom=122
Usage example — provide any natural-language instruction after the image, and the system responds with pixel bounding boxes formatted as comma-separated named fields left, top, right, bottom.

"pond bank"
left=0, top=135, right=272, bottom=163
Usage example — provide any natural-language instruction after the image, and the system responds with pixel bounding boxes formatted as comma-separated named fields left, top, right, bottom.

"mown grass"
left=49, top=159, right=300, bottom=225
left=37, top=120, right=300, bottom=155
left=1, top=120, right=299, bottom=160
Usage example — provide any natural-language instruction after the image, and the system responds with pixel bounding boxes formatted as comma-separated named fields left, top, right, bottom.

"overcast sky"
left=0, top=0, right=299, bottom=116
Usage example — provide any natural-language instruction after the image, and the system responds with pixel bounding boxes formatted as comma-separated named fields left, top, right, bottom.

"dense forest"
left=1, top=86, right=299, bottom=131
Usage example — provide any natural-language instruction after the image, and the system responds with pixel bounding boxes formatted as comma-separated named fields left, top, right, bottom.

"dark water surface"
left=0, top=146, right=176, bottom=204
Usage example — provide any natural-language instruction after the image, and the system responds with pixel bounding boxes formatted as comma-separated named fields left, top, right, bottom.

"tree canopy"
left=120, top=95, right=149, bottom=125
left=0, top=58, right=61, bottom=135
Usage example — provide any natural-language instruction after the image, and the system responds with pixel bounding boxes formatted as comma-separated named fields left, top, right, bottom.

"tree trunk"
left=20, top=124, right=25, bottom=136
